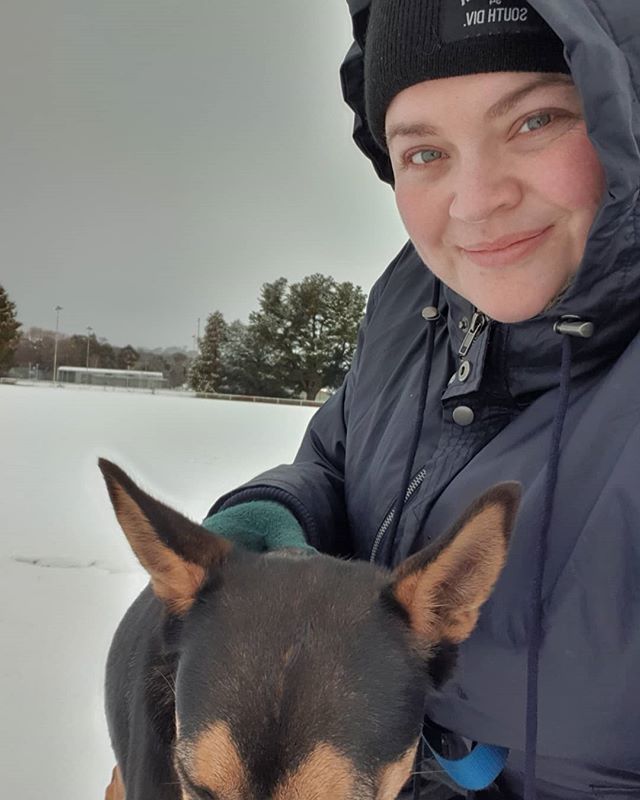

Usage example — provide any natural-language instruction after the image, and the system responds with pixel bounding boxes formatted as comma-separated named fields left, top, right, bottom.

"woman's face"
left=386, top=72, right=606, bottom=323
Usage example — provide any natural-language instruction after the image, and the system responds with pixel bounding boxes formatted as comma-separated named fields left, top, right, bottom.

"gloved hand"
left=202, top=500, right=316, bottom=553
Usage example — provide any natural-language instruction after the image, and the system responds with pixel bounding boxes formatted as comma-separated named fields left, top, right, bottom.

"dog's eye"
left=175, top=757, right=220, bottom=800
left=194, top=789, right=217, bottom=800
left=181, top=780, right=217, bottom=800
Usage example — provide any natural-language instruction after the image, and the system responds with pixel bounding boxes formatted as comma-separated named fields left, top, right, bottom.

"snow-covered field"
left=0, top=383, right=316, bottom=799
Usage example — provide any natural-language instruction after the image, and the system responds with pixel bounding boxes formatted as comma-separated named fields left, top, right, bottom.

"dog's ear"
left=390, top=483, right=520, bottom=647
left=99, top=458, right=231, bottom=614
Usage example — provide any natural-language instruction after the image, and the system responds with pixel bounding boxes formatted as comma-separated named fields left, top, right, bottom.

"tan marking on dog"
left=394, top=503, right=508, bottom=644
left=189, top=721, right=248, bottom=799
left=268, top=643, right=301, bottom=709
left=376, top=741, right=418, bottom=800
left=110, top=484, right=207, bottom=614
left=105, top=764, right=125, bottom=800
left=273, top=743, right=357, bottom=800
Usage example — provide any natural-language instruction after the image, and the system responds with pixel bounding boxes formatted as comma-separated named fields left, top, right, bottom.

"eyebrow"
left=385, top=74, right=574, bottom=145
left=486, top=74, right=573, bottom=119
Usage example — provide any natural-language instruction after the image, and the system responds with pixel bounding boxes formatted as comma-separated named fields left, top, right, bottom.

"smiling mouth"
left=459, top=226, right=553, bottom=267
left=463, top=227, right=552, bottom=253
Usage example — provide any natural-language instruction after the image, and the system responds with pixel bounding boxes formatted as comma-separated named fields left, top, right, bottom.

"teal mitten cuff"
left=202, top=501, right=317, bottom=554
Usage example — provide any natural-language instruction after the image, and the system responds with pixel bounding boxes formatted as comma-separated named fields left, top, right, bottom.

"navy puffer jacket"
left=210, top=2, right=640, bottom=797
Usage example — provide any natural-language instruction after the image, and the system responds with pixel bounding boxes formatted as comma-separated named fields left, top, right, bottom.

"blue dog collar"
left=422, top=730, right=509, bottom=791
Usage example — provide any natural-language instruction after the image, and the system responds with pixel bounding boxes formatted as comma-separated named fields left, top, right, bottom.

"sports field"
left=0, top=383, right=316, bottom=799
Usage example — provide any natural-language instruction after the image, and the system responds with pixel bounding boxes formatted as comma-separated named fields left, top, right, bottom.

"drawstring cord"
left=388, top=283, right=441, bottom=800
left=384, top=283, right=441, bottom=562
left=399, top=303, right=584, bottom=799
left=413, top=731, right=425, bottom=800
left=524, top=332, right=574, bottom=800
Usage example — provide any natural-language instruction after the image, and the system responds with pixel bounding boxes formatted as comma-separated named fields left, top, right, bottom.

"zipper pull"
left=458, top=311, right=487, bottom=359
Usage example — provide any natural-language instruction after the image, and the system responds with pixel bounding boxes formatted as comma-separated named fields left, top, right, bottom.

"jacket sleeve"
left=206, top=250, right=406, bottom=556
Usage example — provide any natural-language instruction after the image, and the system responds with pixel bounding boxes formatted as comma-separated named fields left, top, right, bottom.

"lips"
left=462, top=228, right=552, bottom=252
left=459, top=226, right=553, bottom=268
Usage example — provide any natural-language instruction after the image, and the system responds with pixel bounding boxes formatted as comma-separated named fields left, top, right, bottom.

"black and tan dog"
left=99, top=459, right=520, bottom=800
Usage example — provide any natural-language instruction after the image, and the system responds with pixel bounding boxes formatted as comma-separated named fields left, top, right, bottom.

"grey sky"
left=1, top=0, right=407, bottom=350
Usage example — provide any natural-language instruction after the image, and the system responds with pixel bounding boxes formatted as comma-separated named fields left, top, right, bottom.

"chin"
left=467, top=276, right=575, bottom=324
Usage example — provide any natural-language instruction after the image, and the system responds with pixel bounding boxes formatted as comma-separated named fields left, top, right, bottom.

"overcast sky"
left=1, top=0, right=407, bottom=350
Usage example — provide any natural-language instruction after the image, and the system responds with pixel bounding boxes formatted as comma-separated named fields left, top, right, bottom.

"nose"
left=448, top=151, right=522, bottom=224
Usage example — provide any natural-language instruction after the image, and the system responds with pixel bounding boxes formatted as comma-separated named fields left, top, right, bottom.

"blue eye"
left=409, top=149, right=443, bottom=165
left=520, top=112, right=553, bottom=133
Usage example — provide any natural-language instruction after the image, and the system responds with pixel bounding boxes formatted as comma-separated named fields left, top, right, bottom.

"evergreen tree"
left=0, top=285, right=21, bottom=376
left=247, top=275, right=366, bottom=400
left=117, top=345, right=139, bottom=370
left=218, top=319, right=289, bottom=397
left=94, top=340, right=117, bottom=369
left=189, top=311, right=227, bottom=393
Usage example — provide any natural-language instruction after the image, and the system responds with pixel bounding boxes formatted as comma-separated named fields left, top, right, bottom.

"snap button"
left=457, top=360, right=471, bottom=382
left=452, top=406, right=474, bottom=427
left=421, top=306, right=440, bottom=321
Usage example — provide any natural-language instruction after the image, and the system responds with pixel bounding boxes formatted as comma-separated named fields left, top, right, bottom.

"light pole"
left=86, top=326, right=93, bottom=370
left=52, top=305, right=63, bottom=383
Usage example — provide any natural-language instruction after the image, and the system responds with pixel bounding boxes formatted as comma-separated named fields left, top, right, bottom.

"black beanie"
left=364, top=0, right=570, bottom=150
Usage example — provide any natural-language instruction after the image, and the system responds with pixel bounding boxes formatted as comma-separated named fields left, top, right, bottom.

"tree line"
left=190, top=274, right=366, bottom=400
left=1, top=275, right=366, bottom=400
left=11, top=330, right=190, bottom=388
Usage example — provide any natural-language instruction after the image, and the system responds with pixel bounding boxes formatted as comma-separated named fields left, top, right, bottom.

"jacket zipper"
left=369, top=313, right=487, bottom=563
left=370, top=467, right=427, bottom=562
left=458, top=311, right=487, bottom=359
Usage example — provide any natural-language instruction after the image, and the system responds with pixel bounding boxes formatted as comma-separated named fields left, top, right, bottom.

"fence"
left=194, top=391, right=324, bottom=408
left=2, top=378, right=326, bottom=407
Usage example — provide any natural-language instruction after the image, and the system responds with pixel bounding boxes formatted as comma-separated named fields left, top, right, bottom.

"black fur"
left=100, top=463, right=519, bottom=799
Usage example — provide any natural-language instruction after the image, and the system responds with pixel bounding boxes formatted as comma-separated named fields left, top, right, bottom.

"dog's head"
left=100, top=459, right=519, bottom=800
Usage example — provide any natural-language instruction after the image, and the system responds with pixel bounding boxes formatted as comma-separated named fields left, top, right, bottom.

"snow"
left=0, top=383, right=316, bottom=798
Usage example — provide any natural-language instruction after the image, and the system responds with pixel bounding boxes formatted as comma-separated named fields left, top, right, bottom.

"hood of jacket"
left=341, top=0, right=640, bottom=399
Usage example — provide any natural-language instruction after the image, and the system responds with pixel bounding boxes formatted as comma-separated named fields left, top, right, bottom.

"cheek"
left=395, top=184, right=446, bottom=250
left=538, top=132, right=606, bottom=213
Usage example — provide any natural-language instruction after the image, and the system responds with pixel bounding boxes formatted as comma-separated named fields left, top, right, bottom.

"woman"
left=206, top=1, right=640, bottom=797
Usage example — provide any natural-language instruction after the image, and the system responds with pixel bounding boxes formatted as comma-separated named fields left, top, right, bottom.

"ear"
left=99, top=458, right=232, bottom=614
left=390, top=483, right=521, bottom=646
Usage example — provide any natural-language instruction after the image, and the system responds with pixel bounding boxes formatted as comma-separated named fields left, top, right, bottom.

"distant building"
left=57, top=366, right=166, bottom=390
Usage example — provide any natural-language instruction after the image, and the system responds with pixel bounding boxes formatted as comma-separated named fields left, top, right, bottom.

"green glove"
left=202, top=500, right=317, bottom=554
